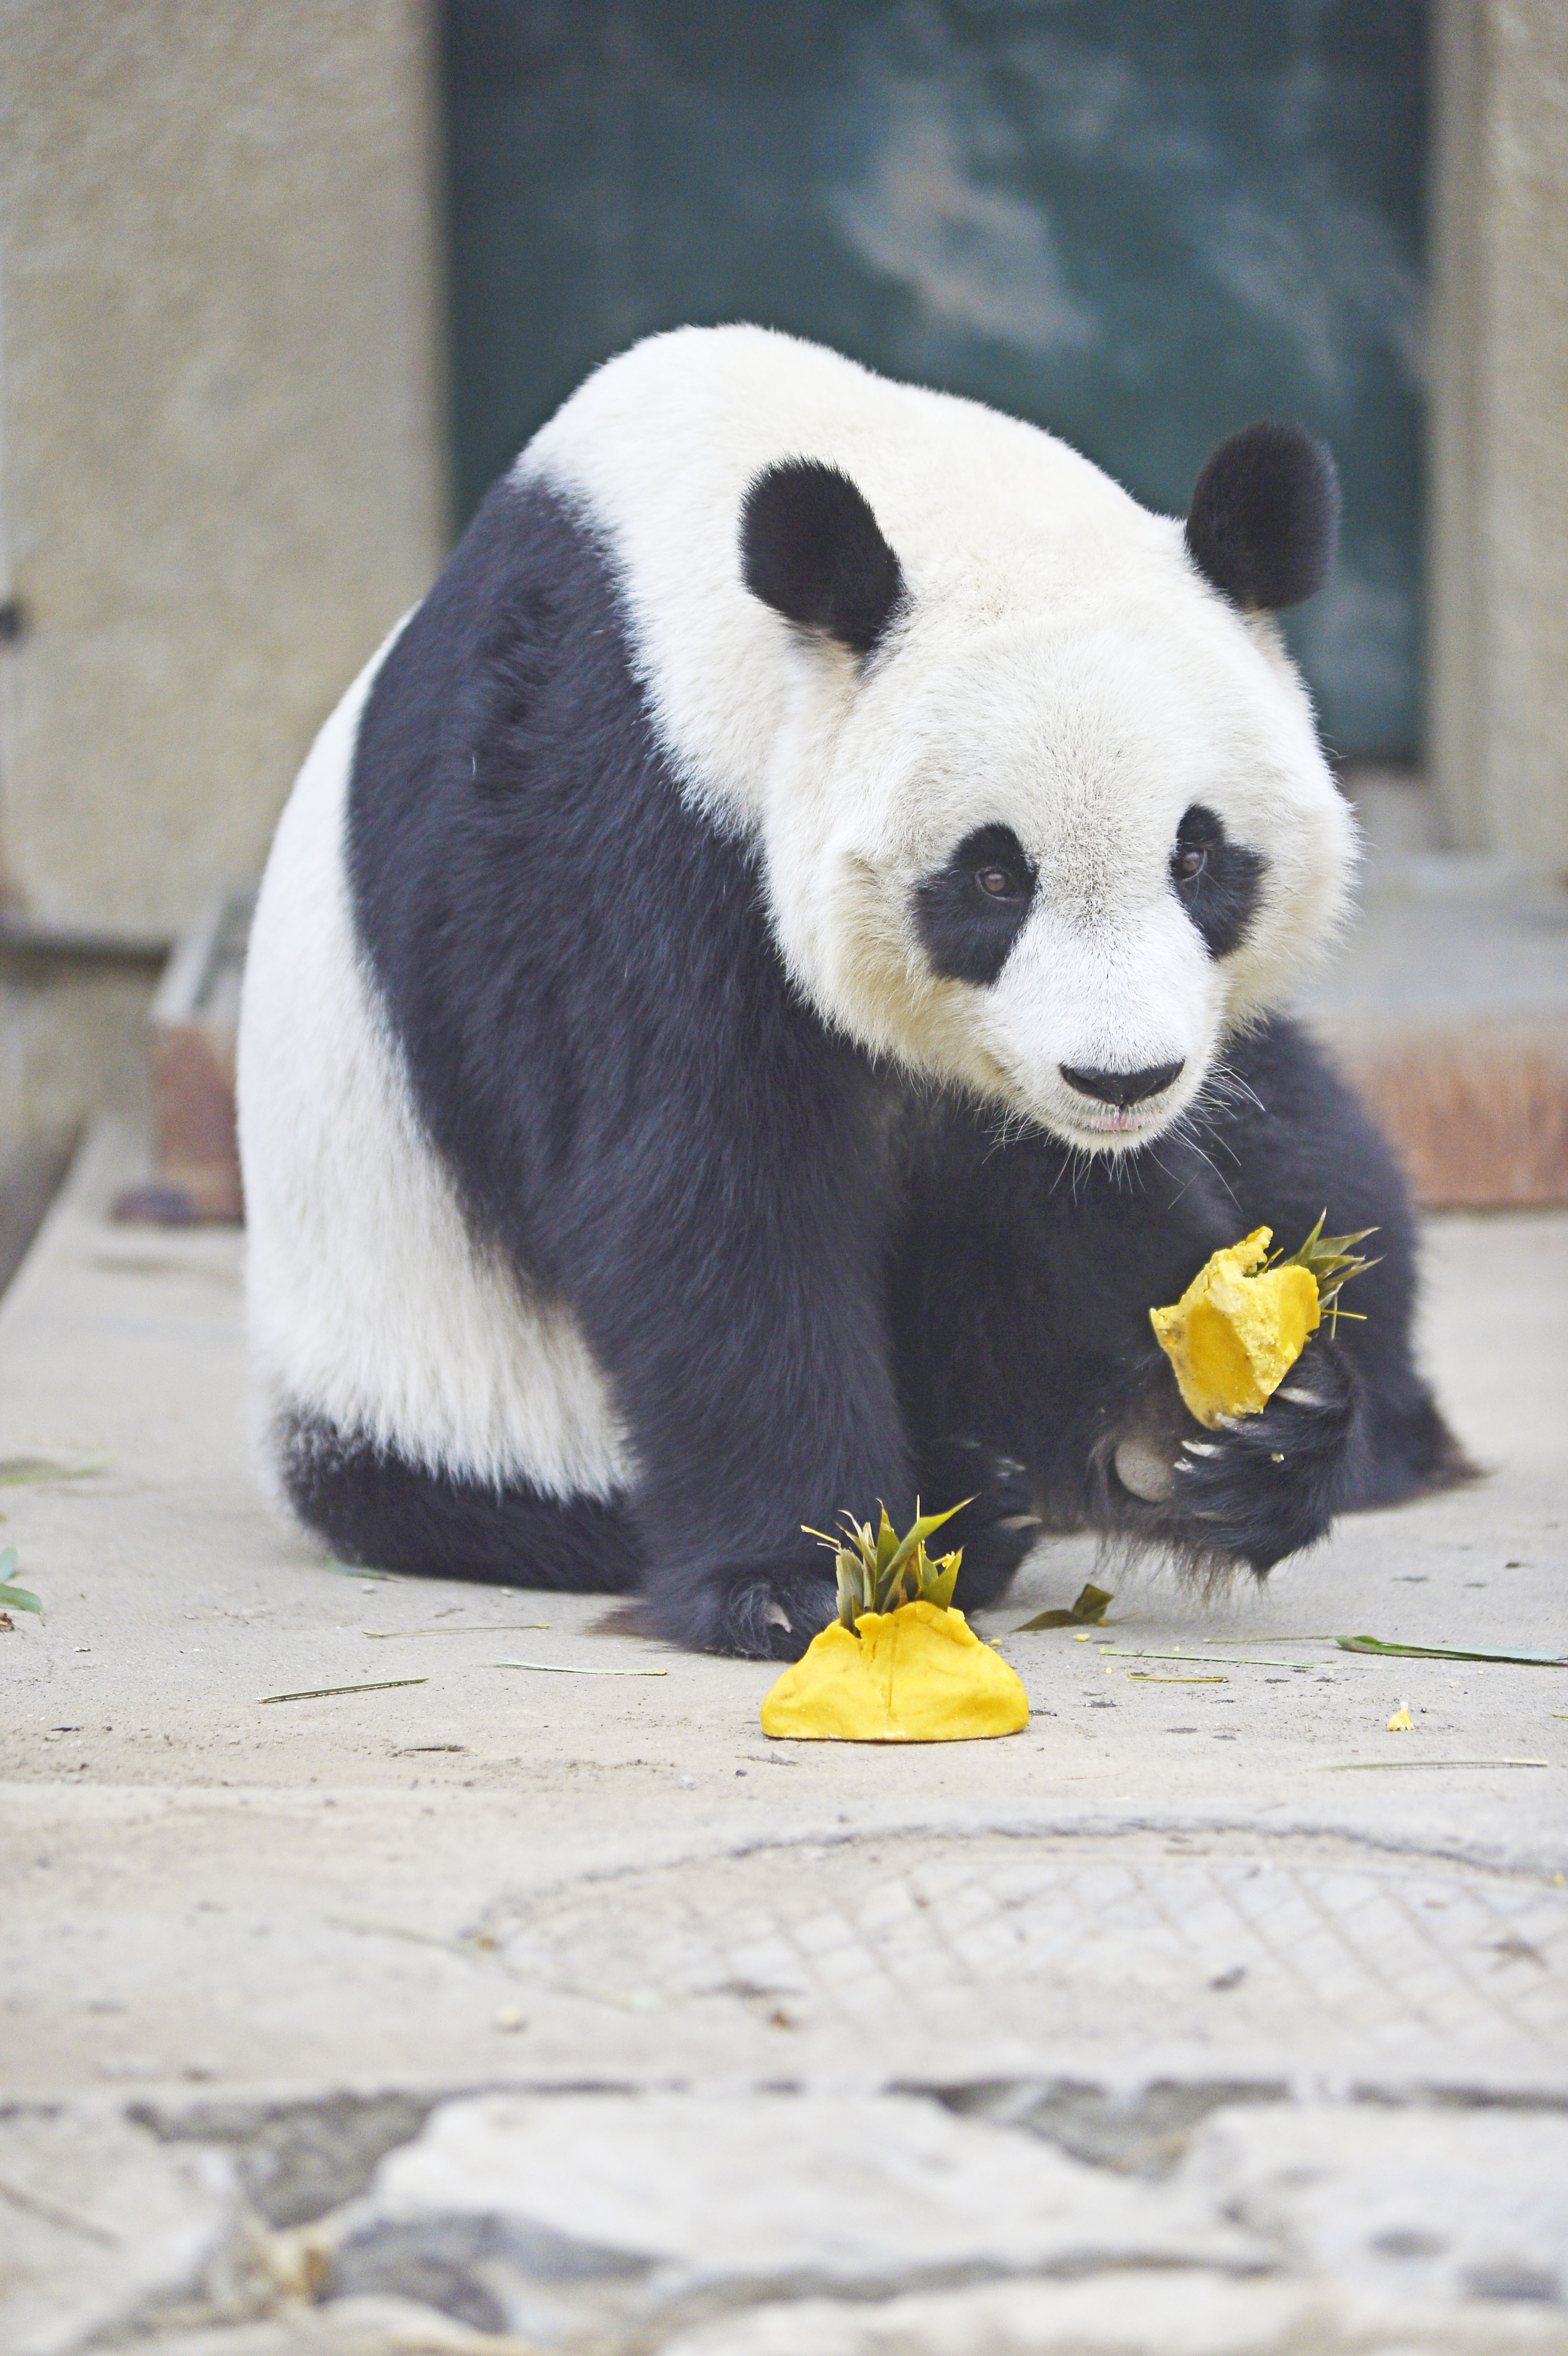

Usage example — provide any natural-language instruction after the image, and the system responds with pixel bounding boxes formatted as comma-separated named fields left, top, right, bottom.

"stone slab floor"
left=0, top=1125, right=1565, bottom=2356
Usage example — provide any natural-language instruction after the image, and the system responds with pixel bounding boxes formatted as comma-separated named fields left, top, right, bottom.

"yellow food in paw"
left=1149, top=1215, right=1377, bottom=1429
left=1150, top=1227, right=1318, bottom=1428
left=760, top=1502, right=1029, bottom=1743
left=761, top=1599, right=1029, bottom=1742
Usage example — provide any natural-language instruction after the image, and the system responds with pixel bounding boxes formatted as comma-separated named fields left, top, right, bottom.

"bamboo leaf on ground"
left=493, top=1659, right=668, bottom=1677
left=1015, top=1582, right=1113, bottom=1632
left=1337, top=1635, right=1568, bottom=1667
left=0, top=1457, right=104, bottom=1487
left=365, top=1624, right=550, bottom=1638
left=1318, top=1757, right=1551, bottom=1771
left=259, top=1679, right=428, bottom=1703
left=0, top=1546, right=41, bottom=1617
left=1097, top=1647, right=1314, bottom=1669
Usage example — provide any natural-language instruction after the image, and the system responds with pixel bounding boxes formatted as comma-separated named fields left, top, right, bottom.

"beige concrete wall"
left=1429, top=0, right=1568, bottom=863
left=0, top=0, right=446, bottom=945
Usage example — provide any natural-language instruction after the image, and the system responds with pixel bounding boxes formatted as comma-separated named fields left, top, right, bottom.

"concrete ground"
left=1, top=1123, right=1565, bottom=2356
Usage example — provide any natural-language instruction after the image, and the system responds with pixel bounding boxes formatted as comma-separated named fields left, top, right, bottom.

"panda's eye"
left=1170, top=802, right=1266, bottom=960
left=917, top=824, right=1035, bottom=985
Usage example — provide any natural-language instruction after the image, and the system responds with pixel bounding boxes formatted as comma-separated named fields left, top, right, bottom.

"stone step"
left=1302, top=854, right=1568, bottom=1207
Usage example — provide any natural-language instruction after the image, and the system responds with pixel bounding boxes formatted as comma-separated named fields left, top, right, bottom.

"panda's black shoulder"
left=1211, top=1014, right=1419, bottom=1317
left=1224, top=1013, right=1381, bottom=1142
left=341, top=474, right=860, bottom=1265
left=347, top=475, right=613, bottom=887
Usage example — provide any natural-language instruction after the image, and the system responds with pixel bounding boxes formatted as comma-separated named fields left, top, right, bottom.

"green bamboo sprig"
left=1266, top=1211, right=1380, bottom=1332
left=804, top=1500, right=970, bottom=1636
left=0, top=1545, right=42, bottom=1619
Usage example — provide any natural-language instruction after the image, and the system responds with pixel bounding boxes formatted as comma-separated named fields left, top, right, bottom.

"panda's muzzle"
left=1059, top=1059, right=1186, bottom=1110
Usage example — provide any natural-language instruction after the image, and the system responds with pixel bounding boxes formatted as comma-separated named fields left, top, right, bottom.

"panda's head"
left=740, top=423, right=1351, bottom=1154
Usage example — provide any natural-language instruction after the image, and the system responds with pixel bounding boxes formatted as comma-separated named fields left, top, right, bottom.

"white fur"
left=237, top=633, right=631, bottom=1498
left=526, top=324, right=1354, bottom=1153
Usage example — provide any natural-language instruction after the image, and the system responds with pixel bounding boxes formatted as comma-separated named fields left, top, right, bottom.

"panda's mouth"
left=1052, top=1083, right=1193, bottom=1152
left=1075, top=1109, right=1148, bottom=1135
left=1060, top=1108, right=1167, bottom=1152
left=1013, top=1087, right=1182, bottom=1156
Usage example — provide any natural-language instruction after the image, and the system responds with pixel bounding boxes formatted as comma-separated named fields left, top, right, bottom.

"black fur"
left=1171, top=802, right=1266, bottom=959
left=280, top=1410, right=644, bottom=1592
left=915, top=823, right=1037, bottom=985
left=1186, top=422, right=1339, bottom=612
left=740, top=460, right=905, bottom=654
left=288, top=476, right=1465, bottom=1657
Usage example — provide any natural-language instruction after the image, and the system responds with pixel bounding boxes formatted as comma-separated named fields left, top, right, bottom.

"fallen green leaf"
left=493, top=1658, right=668, bottom=1677
left=365, top=1624, right=551, bottom=1638
left=1336, top=1635, right=1568, bottom=1667
left=258, top=1679, right=428, bottom=1703
left=1016, top=1582, right=1113, bottom=1632
left=1097, top=1647, right=1313, bottom=1669
left=0, top=1457, right=103, bottom=1487
left=0, top=1547, right=40, bottom=1617
left=1127, top=1672, right=1226, bottom=1682
left=1318, top=1757, right=1551, bottom=1771
left=323, top=1557, right=401, bottom=1581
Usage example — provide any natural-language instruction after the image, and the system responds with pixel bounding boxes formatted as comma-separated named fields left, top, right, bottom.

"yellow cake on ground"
left=761, top=1597, right=1029, bottom=1742
left=759, top=1503, right=1029, bottom=1742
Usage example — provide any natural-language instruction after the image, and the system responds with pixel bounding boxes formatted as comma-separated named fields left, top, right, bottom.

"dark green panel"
left=443, top=0, right=1426, bottom=757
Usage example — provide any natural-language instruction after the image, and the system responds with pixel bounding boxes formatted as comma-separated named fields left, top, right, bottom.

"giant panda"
left=237, top=325, right=1466, bottom=1658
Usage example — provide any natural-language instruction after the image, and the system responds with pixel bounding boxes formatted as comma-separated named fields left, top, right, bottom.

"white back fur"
left=238, top=634, right=631, bottom=1496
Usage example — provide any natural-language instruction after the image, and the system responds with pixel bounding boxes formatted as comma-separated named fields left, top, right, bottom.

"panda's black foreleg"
left=906, top=1432, right=1045, bottom=1611
left=1103, top=1329, right=1364, bottom=1573
left=896, top=1167, right=1364, bottom=1586
left=894, top=1028, right=1469, bottom=1591
left=551, top=1049, right=916, bottom=1662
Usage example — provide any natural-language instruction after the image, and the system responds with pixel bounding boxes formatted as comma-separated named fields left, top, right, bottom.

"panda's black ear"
left=740, top=460, right=905, bottom=655
left=1185, top=421, right=1339, bottom=612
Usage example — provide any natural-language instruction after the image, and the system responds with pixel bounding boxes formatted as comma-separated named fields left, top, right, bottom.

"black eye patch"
left=1170, top=803, right=1265, bottom=959
left=915, top=823, right=1037, bottom=986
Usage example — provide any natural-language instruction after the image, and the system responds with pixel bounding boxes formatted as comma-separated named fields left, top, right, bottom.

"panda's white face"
left=523, top=327, right=1352, bottom=1148
left=762, top=588, right=1354, bottom=1155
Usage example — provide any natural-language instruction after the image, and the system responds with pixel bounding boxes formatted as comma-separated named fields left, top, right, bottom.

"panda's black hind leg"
left=275, top=1408, right=644, bottom=1592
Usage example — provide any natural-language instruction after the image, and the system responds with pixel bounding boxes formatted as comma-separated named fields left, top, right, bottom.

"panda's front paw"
left=1166, top=1335, right=1360, bottom=1572
left=915, top=1434, right=1043, bottom=1611
left=647, top=1554, right=839, bottom=1660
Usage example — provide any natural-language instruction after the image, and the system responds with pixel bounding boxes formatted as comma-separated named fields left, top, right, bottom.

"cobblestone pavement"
left=0, top=1127, right=1564, bottom=2355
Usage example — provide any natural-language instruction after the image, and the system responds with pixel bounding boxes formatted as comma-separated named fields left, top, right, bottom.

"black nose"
left=1059, top=1059, right=1185, bottom=1109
